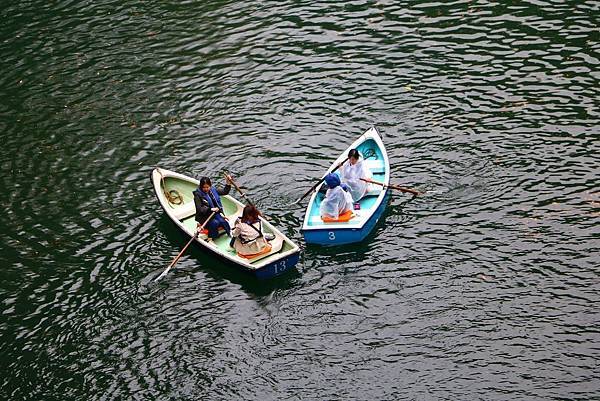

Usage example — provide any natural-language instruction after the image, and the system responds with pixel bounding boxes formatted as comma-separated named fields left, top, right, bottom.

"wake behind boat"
left=301, top=127, right=391, bottom=246
left=152, top=168, right=300, bottom=279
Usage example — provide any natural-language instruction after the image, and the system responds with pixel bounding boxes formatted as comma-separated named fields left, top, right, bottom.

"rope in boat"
left=363, top=148, right=378, bottom=160
left=158, top=170, right=183, bottom=207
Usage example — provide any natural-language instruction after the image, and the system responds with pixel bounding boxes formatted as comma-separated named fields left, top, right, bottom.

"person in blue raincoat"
left=320, top=173, right=354, bottom=219
left=193, top=175, right=233, bottom=240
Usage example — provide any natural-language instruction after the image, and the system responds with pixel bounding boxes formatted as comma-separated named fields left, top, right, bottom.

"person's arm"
left=361, top=161, right=372, bottom=180
left=194, top=194, right=210, bottom=222
left=338, top=163, right=346, bottom=180
left=231, top=221, right=242, bottom=237
left=217, top=184, right=231, bottom=196
left=217, top=173, right=233, bottom=195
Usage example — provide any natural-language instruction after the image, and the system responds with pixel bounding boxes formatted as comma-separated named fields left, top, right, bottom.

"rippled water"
left=1, top=1, right=598, bottom=399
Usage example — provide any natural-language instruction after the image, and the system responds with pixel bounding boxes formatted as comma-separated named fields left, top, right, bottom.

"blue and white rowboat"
left=301, top=127, right=391, bottom=246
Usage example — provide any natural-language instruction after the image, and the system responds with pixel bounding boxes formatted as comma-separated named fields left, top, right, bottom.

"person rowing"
left=339, top=148, right=373, bottom=202
left=193, top=175, right=232, bottom=241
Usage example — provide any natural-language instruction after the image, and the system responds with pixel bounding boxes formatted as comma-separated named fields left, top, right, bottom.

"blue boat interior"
left=305, top=139, right=386, bottom=227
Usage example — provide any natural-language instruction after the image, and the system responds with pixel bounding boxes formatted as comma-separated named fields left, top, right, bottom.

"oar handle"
left=198, top=210, right=217, bottom=231
left=224, top=172, right=253, bottom=206
left=294, top=158, right=348, bottom=205
left=360, top=178, right=422, bottom=196
left=155, top=211, right=216, bottom=282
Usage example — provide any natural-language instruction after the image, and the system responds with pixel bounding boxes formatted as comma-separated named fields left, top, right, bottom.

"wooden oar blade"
left=293, top=185, right=317, bottom=205
left=387, top=183, right=422, bottom=195
left=294, top=190, right=311, bottom=204
left=154, top=235, right=195, bottom=282
left=154, top=266, right=172, bottom=282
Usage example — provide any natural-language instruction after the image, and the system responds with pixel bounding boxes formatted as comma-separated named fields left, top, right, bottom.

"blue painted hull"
left=303, top=190, right=390, bottom=246
left=181, top=225, right=299, bottom=279
left=253, top=252, right=300, bottom=279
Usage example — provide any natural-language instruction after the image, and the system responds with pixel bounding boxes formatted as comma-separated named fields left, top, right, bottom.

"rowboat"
left=301, top=127, right=390, bottom=245
left=151, top=168, right=300, bottom=279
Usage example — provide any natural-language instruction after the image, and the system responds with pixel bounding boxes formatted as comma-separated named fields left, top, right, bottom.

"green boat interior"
left=160, top=175, right=294, bottom=265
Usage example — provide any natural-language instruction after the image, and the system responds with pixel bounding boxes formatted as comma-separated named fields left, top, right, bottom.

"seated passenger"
left=231, top=205, right=270, bottom=256
left=339, top=148, right=373, bottom=202
left=193, top=176, right=232, bottom=240
left=320, top=173, right=353, bottom=220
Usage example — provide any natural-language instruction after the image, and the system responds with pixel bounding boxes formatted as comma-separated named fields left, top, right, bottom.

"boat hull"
left=169, top=221, right=300, bottom=279
left=303, top=190, right=390, bottom=246
left=254, top=252, right=301, bottom=279
left=301, top=127, right=391, bottom=246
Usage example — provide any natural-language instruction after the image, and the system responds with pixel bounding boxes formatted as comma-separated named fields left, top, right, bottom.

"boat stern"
left=252, top=251, right=300, bottom=279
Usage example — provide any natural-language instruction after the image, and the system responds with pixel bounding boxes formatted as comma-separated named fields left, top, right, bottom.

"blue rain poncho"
left=339, top=158, right=372, bottom=201
left=320, top=174, right=354, bottom=219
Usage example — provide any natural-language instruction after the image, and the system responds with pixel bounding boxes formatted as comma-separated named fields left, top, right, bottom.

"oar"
left=154, top=211, right=216, bottom=282
left=224, top=172, right=274, bottom=222
left=293, top=158, right=348, bottom=205
left=224, top=176, right=278, bottom=243
left=224, top=172, right=254, bottom=206
left=360, top=178, right=423, bottom=196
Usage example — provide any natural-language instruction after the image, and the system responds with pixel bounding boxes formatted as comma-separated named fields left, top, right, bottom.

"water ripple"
left=0, top=0, right=599, bottom=399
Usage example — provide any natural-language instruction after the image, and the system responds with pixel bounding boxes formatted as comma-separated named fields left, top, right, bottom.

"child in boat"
left=320, top=173, right=354, bottom=219
left=339, top=148, right=372, bottom=202
left=231, top=204, right=272, bottom=256
left=193, top=175, right=232, bottom=240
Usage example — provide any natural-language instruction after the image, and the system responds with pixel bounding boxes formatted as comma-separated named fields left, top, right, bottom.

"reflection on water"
left=0, top=0, right=598, bottom=399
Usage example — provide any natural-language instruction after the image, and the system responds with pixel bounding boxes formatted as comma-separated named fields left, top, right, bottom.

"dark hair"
left=241, top=204, right=261, bottom=223
left=199, top=177, right=212, bottom=187
left=348, top=149, right=360, bottom=160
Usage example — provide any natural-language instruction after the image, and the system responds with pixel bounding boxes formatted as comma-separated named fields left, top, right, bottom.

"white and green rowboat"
left=151, top=168, right=300, bottom=279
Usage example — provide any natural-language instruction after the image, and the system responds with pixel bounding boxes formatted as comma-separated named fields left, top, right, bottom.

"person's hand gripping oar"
left=223, top=172, right=254, bottom=206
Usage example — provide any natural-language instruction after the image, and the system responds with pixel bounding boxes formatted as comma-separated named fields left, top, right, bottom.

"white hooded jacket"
left=339, top=159, right=372, bottom=201
left=320, top=186, right=354, bottom=219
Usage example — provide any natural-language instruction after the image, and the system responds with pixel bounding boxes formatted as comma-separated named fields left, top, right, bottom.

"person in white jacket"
left=231, top=205, right=271, bottom=256
left=339, top=148, right=372, bottom=202
left=320, top=173, right=354, bottom=219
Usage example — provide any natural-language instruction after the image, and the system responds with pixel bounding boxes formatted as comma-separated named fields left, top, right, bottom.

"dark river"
left=1, top=1, right=598, bottom=399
